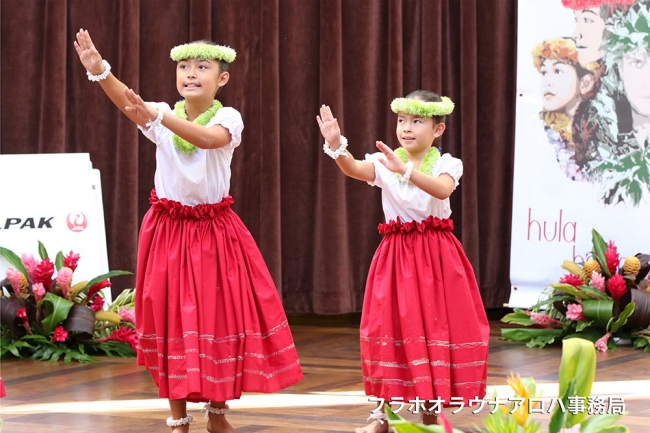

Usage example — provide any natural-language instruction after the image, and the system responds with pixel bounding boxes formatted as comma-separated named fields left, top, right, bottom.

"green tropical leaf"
left=37, top=241, right=49, bottom=260
left=549, top=378, right=576, bottom=433
left=633, top=337, right=648, bottom=349
left=576, top=320, right=593, bottom=332
left=592, top=229, right=610, bottom=277
left=580, top=414, right=628, bottom=433
left=609, top=302, right=635, bottom=334
left=527, top=333, right=561, bottom=348
left=41, top=292, right=74, bottom=335
left=582, top=300, right=615, bottom=327
left=0, top=246, right=29, bottom=278
left=87, top=341, right=136, bottom=358
left=549, top=339, right=596, bottom=431
left=551, top=283, right=602, bottom=301
left=55, top=251, right=64, bottom=271
left=82, top=270, right=133, bottom=291
left=501, top=328, right=563, bottom=343
left=576, top=285, right=611, bottom=300
left=501, top=309, right=536, bottom=326
left=525, top=296, right=573, bottom=312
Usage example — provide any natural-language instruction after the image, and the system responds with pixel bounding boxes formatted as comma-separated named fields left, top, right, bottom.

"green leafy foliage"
left=1, top=242, right=135, bottom=362
left=501, top=229, right=650, bottom=353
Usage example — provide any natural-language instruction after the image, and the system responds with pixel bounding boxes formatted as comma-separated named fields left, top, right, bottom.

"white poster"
left=0, top=153, right=112, bottom=302
left=510, top=0, right=650, bottom=307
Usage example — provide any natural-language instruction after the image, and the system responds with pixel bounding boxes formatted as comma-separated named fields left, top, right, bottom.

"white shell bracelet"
left=166, top=414, right=195, bottom=427
left=86, top=60, right=111, bottom=82
left=366, top=411, right=387, bottom=425
left=400, top=161, right=414, bottom=183
left=323, top=135, right=349, bottom=159
left=202, top=402, right=230, bottom=418
left=146, top=108, right=164, bottom=130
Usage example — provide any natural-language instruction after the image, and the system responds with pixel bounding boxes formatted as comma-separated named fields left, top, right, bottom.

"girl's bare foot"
left=207, top=413, right=236, bottom=433
left=171, top=426, right=190, bottom=433
left=354, top=419, right=389, bottom=433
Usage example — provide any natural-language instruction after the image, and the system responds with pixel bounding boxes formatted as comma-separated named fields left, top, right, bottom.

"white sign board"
left=0, top=153, right=111, bottom=302
left=509, top=0, right=650, bottom=308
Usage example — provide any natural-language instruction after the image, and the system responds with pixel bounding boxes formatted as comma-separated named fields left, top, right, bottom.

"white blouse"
left=138, top=102, right=244, bottom=206
left=364, top=152, right=463, bottom=222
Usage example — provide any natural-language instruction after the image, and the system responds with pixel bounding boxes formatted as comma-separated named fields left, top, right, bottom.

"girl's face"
left=572, top=8, right=606, bottom=64
left=176, top=58, right=228, bottom=101
left=619, top=51, right=650, bottom=117
left=540, top=59, right=581, bottom=113
left=395, top=111, right=444, bottom=155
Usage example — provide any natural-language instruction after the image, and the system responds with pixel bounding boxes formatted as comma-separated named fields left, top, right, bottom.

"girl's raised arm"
left=316, top=105, right=375, bottom=183
left=74, top=29, right=150, bottom=128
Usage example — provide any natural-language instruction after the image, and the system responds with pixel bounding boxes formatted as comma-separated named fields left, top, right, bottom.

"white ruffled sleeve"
left=206, top=107, right=244, bottom=149
left=363, top=152, right=386, bottom=187
left=433, top=153, right=463, bottom=190
left=137, top=102, right=173, bottom=145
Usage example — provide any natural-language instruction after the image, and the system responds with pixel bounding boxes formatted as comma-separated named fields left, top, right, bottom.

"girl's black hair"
left=188, top=39, right=229, bottom=73
left=405, top=90, right=446, bottom=124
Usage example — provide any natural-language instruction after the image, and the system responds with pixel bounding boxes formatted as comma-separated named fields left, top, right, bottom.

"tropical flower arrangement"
left=501, top=229, right=650, bottom=352
left=384, top=339, right=628, bottom=433
left=0, top=242, right=135, bottom=362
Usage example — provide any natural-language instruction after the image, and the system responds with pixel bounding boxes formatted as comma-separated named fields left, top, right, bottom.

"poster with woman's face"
left=534, top=0, right=649, bottom=206
left=509, top=0, right=650, bottom=308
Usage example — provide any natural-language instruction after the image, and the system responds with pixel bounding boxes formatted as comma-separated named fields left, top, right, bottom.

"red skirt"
left=360, top=216, right=489, bottom=404
left=135, top=190, right=302, bottom=402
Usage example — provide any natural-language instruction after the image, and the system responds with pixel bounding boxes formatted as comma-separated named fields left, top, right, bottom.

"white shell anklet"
left=166, top=414, right=195, bottom=427
left=202, top=402, right=230, bottom=418
left=366, top=411, right=387, bottom=424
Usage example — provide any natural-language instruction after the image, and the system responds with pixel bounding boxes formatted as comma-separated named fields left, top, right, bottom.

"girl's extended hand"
left=73, top=29, right=106, bottom=75
left=124, top=87, right=158, bottom=122
left=316, top=105, right=342, bottom=147
left=376, top=141, right=407, bottom=174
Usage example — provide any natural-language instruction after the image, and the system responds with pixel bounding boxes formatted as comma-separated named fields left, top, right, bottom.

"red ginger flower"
left=52, top=326, right=68, bottom=343
left=32, top=258, right=55, bottom=291
left=119, top=308, right=136, bottom=324
left=605, top=241, right=619, bottom=276
left=560, top=273, right=584, bottom=287
left=90, top=296, right=105, bottom=312
left=87, top=280, right=111, bottom=298
left=607, top=274, right=627, bottom=301
left=63, top=251, right=80, bottom=271
left=56, top=267, right=74, bottom=298
left=595, top=333, right=611, bottom=352
left=16, top=307, right=33, bottom=334
left=21, top=253, right=38, bottom=280
left=566, top=304, right=587, bottom=321
left=95, top=326, right=139, bottom=352
left=529, top=312, right=563, bottom=327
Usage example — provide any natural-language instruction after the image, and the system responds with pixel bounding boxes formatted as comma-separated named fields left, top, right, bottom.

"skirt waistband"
left=149, top=189, right=233, bottom=220
left=378, top=216, right=454, bottom=235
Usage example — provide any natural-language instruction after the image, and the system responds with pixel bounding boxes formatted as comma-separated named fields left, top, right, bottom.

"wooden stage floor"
left=1, top=319, right=649, bottom=432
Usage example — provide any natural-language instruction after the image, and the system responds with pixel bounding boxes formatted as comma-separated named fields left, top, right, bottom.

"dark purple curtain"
left=1, top=0, right=517, bottom=313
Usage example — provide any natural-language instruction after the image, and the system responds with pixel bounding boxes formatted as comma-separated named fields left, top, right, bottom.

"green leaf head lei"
left=390, top=96, right=455, bottom=118
left=170, top=43, right=237, bottom=64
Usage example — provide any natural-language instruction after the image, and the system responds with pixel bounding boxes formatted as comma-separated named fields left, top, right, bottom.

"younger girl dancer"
left=316, top=91, right=489, bottom=432
left=74, top=29, right=302, bottom=432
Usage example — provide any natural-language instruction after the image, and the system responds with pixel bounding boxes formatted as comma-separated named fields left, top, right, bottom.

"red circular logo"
left=66, top=212, right=88, bottom=232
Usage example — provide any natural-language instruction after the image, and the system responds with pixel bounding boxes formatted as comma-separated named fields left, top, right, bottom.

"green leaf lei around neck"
left=172, top=100, right=222, bottom=153
left=394, top=146, right=440, bottom=181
